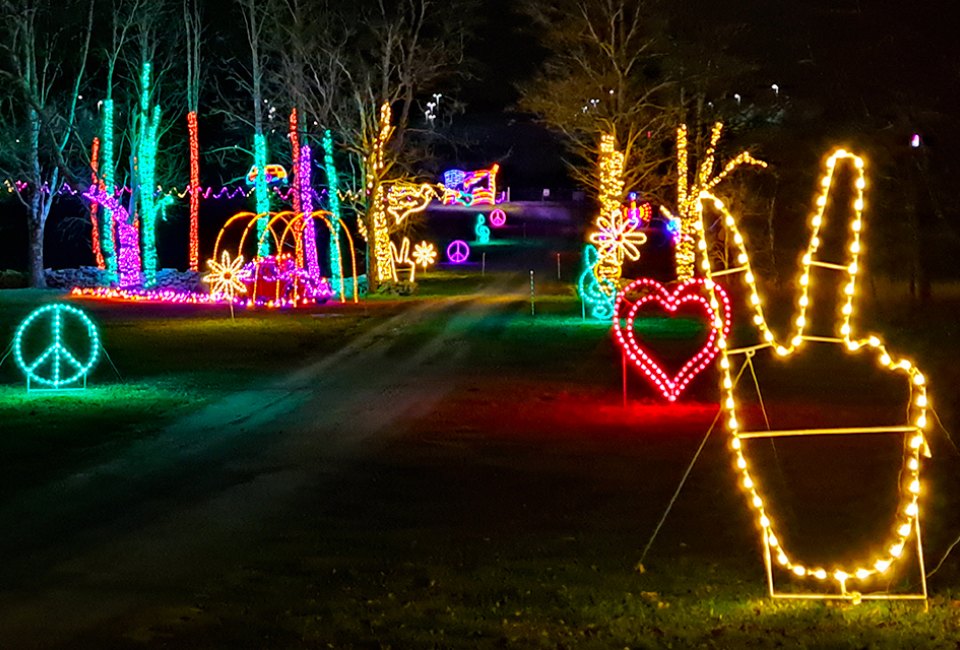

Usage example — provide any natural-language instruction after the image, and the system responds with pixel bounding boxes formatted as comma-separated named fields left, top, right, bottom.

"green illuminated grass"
left=0, top=290, right=394, bottom=495
left=5, top=279, right=960, bottom=648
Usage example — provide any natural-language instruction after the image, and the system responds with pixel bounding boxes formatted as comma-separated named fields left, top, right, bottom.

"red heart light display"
left=613, top=277, right=731, bottom=402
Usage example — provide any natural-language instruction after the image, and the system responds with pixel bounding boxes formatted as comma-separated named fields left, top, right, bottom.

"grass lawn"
left=60, top=283, right=960, bottom=649
left=0, top=288, right=405, bottom=495
left=5, top=276, right=960, bottom=647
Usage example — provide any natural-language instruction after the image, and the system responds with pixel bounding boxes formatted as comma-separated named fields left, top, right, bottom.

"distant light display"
left=446, top=240, right=470, bottom=264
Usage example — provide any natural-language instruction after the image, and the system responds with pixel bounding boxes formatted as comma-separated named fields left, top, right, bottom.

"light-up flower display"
left=588, top=209, right=647, bottom=265
left=202, top=251, right=247, bottom=299
left=413, top=241, right=438, bottom=270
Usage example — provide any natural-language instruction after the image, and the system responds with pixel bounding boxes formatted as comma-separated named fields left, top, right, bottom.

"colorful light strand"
left=137, top=62, right=160, bottom=288
left=323, top=129, right=343, bottom=281
left=289, top=108, right=301, bottom=215
left=100, top=98, right=117, bottom=282
left=83, top=185, right=141, bottom=288
left=88, top=137, right=105, bottom=269
left=188, top=110, right=200, bottom=271
left=2, top=180, right=322, bottom=202
left=299, top=144, right=320, bottom=281
left=253, top=131, right=270, bottom=256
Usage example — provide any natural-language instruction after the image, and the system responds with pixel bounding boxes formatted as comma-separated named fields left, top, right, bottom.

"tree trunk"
left=28, top=107, right=46, bottom=288
left=28, top=210, right=46, bottom=289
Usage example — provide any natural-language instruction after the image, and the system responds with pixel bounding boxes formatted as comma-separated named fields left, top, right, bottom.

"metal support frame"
left=746, top=424, right=928, bottom=605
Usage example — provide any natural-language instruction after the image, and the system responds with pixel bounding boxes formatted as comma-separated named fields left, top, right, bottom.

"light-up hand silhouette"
left=695, top=150, right=930, bottom=596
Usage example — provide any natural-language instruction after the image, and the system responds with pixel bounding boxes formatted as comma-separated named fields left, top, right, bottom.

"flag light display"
left=440, top=164, right=499, bottom=206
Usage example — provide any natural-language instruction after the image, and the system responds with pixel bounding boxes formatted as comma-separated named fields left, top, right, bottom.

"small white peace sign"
left=13, top=304, right=100, bottom=389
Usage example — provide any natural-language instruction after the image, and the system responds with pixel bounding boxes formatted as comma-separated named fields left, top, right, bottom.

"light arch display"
left=212, top=210, right=359, bottom=304
left=693, top=149, right=930, bottom=600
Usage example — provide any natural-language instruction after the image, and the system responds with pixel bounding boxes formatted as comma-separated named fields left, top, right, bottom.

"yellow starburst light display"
left=202, top=251, right=247, bottom=300
left=413, top=241, right=437, bottom=270
left=695, top=148, right=931, bottom=602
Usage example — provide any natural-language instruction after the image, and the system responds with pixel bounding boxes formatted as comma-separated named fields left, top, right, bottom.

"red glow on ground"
left=406, top=378, right=721, bottom=446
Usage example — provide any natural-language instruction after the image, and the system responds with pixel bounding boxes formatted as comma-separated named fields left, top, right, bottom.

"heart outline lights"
left=613, top=277, right=731, bottom=402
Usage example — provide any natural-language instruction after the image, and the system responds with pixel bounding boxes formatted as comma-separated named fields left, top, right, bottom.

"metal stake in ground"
left=529, top=270, right=535, bottom=317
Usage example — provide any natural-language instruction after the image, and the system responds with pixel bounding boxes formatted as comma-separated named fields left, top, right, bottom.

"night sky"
left=3, top=0, right=959, bottom=270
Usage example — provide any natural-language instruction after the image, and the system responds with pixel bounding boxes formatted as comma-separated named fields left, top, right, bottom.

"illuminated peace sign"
left=13, top=304, right=100, bottom=389
left=446, top=240, right=471, bottom=264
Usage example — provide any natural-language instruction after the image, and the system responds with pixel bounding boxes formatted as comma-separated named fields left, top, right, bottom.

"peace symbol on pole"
left=13, top=304, right=100, bottom=390
left=446, top=240, right=470, bottom=264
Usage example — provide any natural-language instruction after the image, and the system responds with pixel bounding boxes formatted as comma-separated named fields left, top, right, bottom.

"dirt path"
left=0, top=280, right=524, bottom=649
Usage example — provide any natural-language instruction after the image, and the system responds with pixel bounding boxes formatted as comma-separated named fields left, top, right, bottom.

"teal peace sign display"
left=13, top=304, right=100, bottom=390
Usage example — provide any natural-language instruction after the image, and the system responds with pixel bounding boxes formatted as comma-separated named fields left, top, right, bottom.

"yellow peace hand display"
left=695, top=149, right=930, bottom=600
